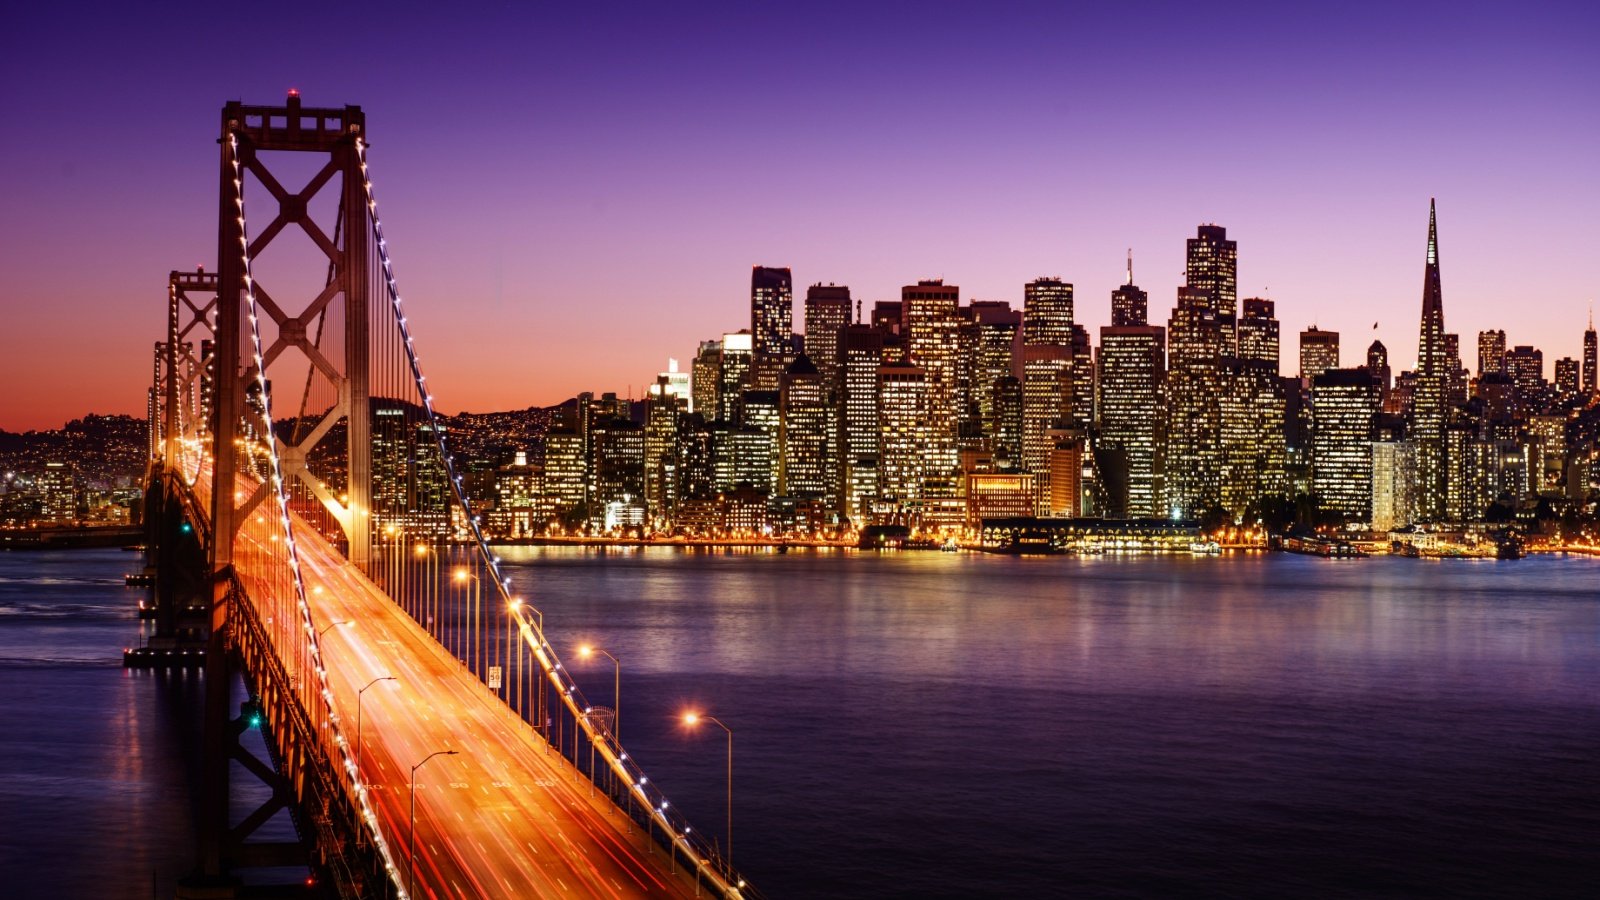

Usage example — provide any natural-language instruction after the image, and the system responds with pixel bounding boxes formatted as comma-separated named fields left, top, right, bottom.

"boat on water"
left=1189, top=540, right=1221, bottom=556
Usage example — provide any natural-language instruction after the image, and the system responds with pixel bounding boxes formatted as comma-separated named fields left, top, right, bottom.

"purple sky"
left=1, top=1, right=1596, bottom=431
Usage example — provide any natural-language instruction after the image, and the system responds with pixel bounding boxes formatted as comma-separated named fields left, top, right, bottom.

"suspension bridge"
left=134, top=92, right=755, bottom=899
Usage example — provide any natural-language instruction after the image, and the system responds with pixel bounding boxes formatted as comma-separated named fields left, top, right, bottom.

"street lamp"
left=454, top=568, right=481, bottom=675
left=683, top=711, right=734, bottom=876
left=577, top=644, right=620, bottom=744
left=408, top=749, right=458, bottom=900
left=356, top=675, right=397, bottom=778
left=316, top=619, right=348, bottom=640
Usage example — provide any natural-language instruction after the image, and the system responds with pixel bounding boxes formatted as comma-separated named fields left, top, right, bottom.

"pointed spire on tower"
left=1427, top=198, right=1438, bottom=267
left=1126, top=248, right=1134, bottom=286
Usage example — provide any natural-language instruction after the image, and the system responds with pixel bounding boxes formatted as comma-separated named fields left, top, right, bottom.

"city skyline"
left=3, top=2, right=1598, bottom=431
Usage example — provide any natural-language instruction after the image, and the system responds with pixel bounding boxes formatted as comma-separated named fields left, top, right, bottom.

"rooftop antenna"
left=1126, top=248, right=1134, bottom=286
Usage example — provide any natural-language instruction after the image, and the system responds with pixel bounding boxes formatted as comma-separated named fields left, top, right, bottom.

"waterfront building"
left=1528, top=414, right=1567, bottom=496
left=750, top=266, right=794, bottom=390
left=991, top=376, right=1024, bottom=469
left=1311, top=368, right=1380, bottom=523
left=1370, top=433, right=1417, bottom=531
left=1220, top=357, right=1287, bottom=518
left=964, top=472, right=1037, bottom=526
left=1410, top=200, right=1449, bottom=521
left=1299, top=326, right=1340, bottom=383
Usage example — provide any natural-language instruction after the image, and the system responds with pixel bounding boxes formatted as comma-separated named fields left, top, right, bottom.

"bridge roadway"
left=212, top=472, right=707, bottom=899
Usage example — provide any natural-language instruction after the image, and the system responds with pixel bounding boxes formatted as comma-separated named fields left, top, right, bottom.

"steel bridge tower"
left=200, top=91, right=373, bottom=887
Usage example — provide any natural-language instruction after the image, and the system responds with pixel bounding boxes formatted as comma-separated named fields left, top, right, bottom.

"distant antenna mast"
left=1126, top=248, right=1133, bottom=286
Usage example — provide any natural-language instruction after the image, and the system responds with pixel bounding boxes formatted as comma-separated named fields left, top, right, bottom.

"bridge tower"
left=200, top=92, right=373, bottom=886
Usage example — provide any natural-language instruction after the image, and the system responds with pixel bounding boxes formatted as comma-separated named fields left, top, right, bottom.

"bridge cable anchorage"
left=228, top=132, right=410, bottom=899
left=356, top=138, right=751, bottom=897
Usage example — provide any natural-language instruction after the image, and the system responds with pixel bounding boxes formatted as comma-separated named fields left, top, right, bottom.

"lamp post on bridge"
left=317, top=619, right=348, bottom=640
left=578, top=644, right=620, bottom=744
left=356, top=675, right=397, bottom=779
left=683, top=711, right=736, bottom=882
left=408, top=749, right=458, bottom=900
left=453, top=568, right=481, bottom=677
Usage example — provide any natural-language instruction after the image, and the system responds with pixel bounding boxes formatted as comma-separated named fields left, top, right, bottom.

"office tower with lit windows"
left=739, top=390, right=780, bottom=493
left=1022, top=278, right=1077, bottom=512
left=1478, top=329, right=1507, bottom=378
left=840, top=325, right=885, bottom=520
left=902, top=280, right=962, bottom=496
left=1371, top=415, right=1417, bottom=531
left=1186, top=225, right=1238, bottom=322
left=1165, top=285, right=1226, bottom=517
left=1220, top=298, right=1287, bottom=517
left=1299, top=326, right=1340, bottom=382
left=1111, top=253, right=1148, bottom=327
left=1097, top=309, right=1166, bottom=518
left=1444, top=332, right=1468, bottom=406
left=1584, top=311, right=1597, bottom=399
left=779, top=354, right=837, bottom=510
left=878, top=363, right=927, bottom=508
left=1367, top=340, right=1391, bottom=399
left=803, top=284, right=852, bottom=390
left=992, top=376, right=1024, bottom=469
left=644, top=376, right=684, bottom=521
left=1506, top=345, right=1546, bottom=412
left=750, top=266, right=794, bottom=390
left=1410, top=200, right=1449, bottom=520
left=692, top=339, right=722, bottom=422
left=590, top=417, right=645, bottom=526
left=543, top=430, right=587, bottom=523
left=1311, top=368, right=1380, bottom=523
left=1237, top=298, right=1279, bottom=363
left=718, top=331, right=753, bottom=421
left=971, top=302, right=1020, bottom=439
left=1555, top=357, right=1580, bottom=404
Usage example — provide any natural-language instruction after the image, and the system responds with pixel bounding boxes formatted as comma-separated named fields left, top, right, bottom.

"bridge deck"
left=218, top=472, right=705, bottom=899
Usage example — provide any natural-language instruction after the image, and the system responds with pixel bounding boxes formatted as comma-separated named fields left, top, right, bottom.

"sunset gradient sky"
left=1, top=1, right=1596, bottom=431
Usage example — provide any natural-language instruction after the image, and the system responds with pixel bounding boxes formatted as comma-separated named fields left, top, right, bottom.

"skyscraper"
left=1477, top=329, right=1507, bottom=378
left=878, top=363, right=927, bottom=507
left=803, top=284, right=852, bottom=391
left=1410, top=199, right=1448, bottom=520
left=1186, top=226, right=1238, bottom=320
left=1098, top=270, right=1166, bottom=518
left=1583, top=309, right=1597, bottom=400
left=1311, top=368, right=1380, bottom=523
left=841, top=325, right=884, bottom=521
left=750, top=266, right=794, bottom=390
left=1367, top=340, right=1391, bottom=399
left=902, top=280, right=961, bottom=497
left=778, top=354, right=836, bottom=510
left=1111, top=252, right=1148, bottom=327
left=1022, top=278, right=1077, bottom=512
left=1299, top=326, right=1340, bottom=382
left=1165, top=285, right=1226, bottom=517
left=1221, top=300, right=1287, bottom=516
